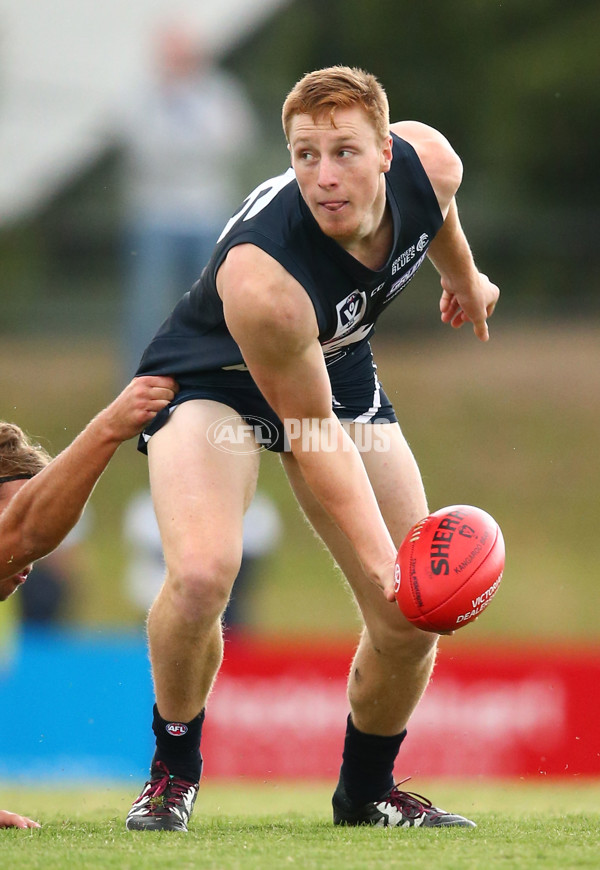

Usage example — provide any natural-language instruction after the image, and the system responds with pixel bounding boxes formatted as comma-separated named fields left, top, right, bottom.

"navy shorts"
left=138, top=341, right=397, bottom=454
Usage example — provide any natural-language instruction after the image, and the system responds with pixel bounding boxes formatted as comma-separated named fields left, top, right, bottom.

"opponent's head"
left=0, top=422, right=50, bottom=482
left=282, top=66, right=390, bottom=144
left=0, top=423, right=51, bottom=600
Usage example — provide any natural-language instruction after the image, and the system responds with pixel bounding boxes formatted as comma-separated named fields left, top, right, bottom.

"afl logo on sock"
left=166, top=723, right=188, bottom=737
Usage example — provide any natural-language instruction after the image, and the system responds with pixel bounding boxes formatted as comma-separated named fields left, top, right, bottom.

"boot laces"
left=138, top=760, right=195, bottom=814
left=384, top=777, right=443, bottom=821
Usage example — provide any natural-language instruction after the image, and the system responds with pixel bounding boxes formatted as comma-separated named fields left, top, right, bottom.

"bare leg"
left=281, top=422, right=438, bottom=736
left=146, top=400, right=259, bottom=722
left=284, top=424, right=476, bottom=828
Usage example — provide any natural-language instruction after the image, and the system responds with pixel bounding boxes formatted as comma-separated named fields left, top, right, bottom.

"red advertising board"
left=202, top=637, right=600, bottom=779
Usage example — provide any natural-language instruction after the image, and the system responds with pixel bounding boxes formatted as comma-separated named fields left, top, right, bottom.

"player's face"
left=288, top=106, right=392, bottom=246
left=0, top=480, right=33, bottom=601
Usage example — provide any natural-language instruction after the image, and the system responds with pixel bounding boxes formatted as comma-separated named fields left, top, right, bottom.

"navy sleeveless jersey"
left=137, top=133, right=443, bottom=381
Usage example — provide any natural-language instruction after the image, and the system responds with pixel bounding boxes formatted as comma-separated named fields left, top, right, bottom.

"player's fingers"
left=439, top=289, right=452, bottom=312
left=155, top=376, right=178, bottom=393
left=131, top=378, right=179, bottom=401
left=141, top=395, right=175, bottom=415
left=441, top=304, right=458, bottom=324
left=440, top=292, right=456, bottom=311
left=129, top=385, right=177, bottom=413
left=139, top=402, right=171, bottom=419
left=135, top=374, right=178, bottom=388
left=473, top=317, right=490, bottom=341
left=144, top=387, right=176, bottom=402
left=20, top=816, right=40, bottom=828
left=449, top=308, right=466, bottom=329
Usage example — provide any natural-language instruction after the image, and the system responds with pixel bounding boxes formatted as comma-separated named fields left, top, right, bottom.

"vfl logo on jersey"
left=333, top=290, right=367, bottom=338
left=322, top=290, right=370, bottom=357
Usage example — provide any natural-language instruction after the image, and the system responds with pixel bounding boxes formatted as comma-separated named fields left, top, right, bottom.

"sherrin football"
left=394, top=505, right=505, bottom=633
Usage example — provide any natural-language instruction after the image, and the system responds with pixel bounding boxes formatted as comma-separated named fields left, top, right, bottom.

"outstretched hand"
left=0, top=809, right=40, bottom=828
left=439, top=272, right=499, bottom=341
left=102, top=376, right=179, bottom=442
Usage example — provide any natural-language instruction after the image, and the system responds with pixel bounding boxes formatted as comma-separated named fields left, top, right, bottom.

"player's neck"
left=342, top=203, right=393, bottom=271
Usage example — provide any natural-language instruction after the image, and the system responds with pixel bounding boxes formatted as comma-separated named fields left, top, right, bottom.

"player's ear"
left=380, top=135, right=393, bottom=173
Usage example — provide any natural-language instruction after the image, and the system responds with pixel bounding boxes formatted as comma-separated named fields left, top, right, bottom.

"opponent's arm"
left=391, top=120, right=499, bottom=341
left=219, top=245, right=397, bottom=600
left=0, top=376, right=177, bottom=583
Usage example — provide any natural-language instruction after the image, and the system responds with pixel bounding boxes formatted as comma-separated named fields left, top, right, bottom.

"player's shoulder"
left=220, top=242, right=290, bottom=283
left=391, top=120, right=451, bottom=149
left=219, top=243, right=318, bottom=357
left=390, top=121, right=463, bottom=213
left=219, top=245, right=312, bottom=326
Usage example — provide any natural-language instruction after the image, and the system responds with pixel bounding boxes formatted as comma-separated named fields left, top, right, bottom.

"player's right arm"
left=0, top=376, right=177, bottom=583
left=219, top=244, right=397, bottom=600
left=392, top=120, right=499, bottom=341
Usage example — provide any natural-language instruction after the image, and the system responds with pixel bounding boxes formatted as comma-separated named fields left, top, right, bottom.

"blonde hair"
left=282, top=65, right=390, bottom=143
left=0, top=422, right=51, bottom=480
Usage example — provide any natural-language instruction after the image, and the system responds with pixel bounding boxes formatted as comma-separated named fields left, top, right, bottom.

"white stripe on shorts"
left=351, top=370, right=382, bottom=423
left=331, top=361, right=382, bottom=424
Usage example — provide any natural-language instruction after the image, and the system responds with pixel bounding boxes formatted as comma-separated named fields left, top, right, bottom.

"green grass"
left=2, top=779, right=600, bottom=869
left=1, top=321, right=599, bottom=643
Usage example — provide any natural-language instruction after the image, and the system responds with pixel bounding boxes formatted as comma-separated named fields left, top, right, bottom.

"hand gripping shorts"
left=137, top=340, right=397, bottom=455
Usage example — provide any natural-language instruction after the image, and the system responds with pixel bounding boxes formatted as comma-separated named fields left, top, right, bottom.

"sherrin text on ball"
left=395, top=505, right=505, bottom=633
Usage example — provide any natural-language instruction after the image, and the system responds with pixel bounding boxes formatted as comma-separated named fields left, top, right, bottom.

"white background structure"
left=0, top=0, right=288, bottom=223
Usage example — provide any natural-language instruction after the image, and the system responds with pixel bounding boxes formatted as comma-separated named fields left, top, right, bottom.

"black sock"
left=151, top=704, right=205, bottom=783
left=338, top=713, right=407, bottom=806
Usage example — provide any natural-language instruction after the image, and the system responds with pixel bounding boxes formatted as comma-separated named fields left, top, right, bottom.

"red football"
left=394, top=505, right=505, bottom=633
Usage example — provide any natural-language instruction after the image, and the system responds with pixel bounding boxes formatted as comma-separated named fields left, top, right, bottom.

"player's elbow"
left=435, top=140, right=463, bottom=203
left=447, top=147, right=463, bottom=195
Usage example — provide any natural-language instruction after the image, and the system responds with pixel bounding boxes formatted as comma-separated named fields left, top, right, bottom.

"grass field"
left=0, top=782, right=600, bottom=870
left=2, top=779, right=599, bottom=869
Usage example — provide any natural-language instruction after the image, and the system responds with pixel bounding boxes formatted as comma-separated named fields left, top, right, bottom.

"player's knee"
left=366, top=617, right=438, bottom=661
left=166, top=552, right=241, bottom=622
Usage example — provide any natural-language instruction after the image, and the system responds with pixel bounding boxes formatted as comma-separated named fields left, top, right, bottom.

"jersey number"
left=217, top=168, right=296, bottom=243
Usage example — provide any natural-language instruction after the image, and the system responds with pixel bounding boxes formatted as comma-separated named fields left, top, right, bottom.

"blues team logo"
left=416, top=233, right=429, bottom=252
